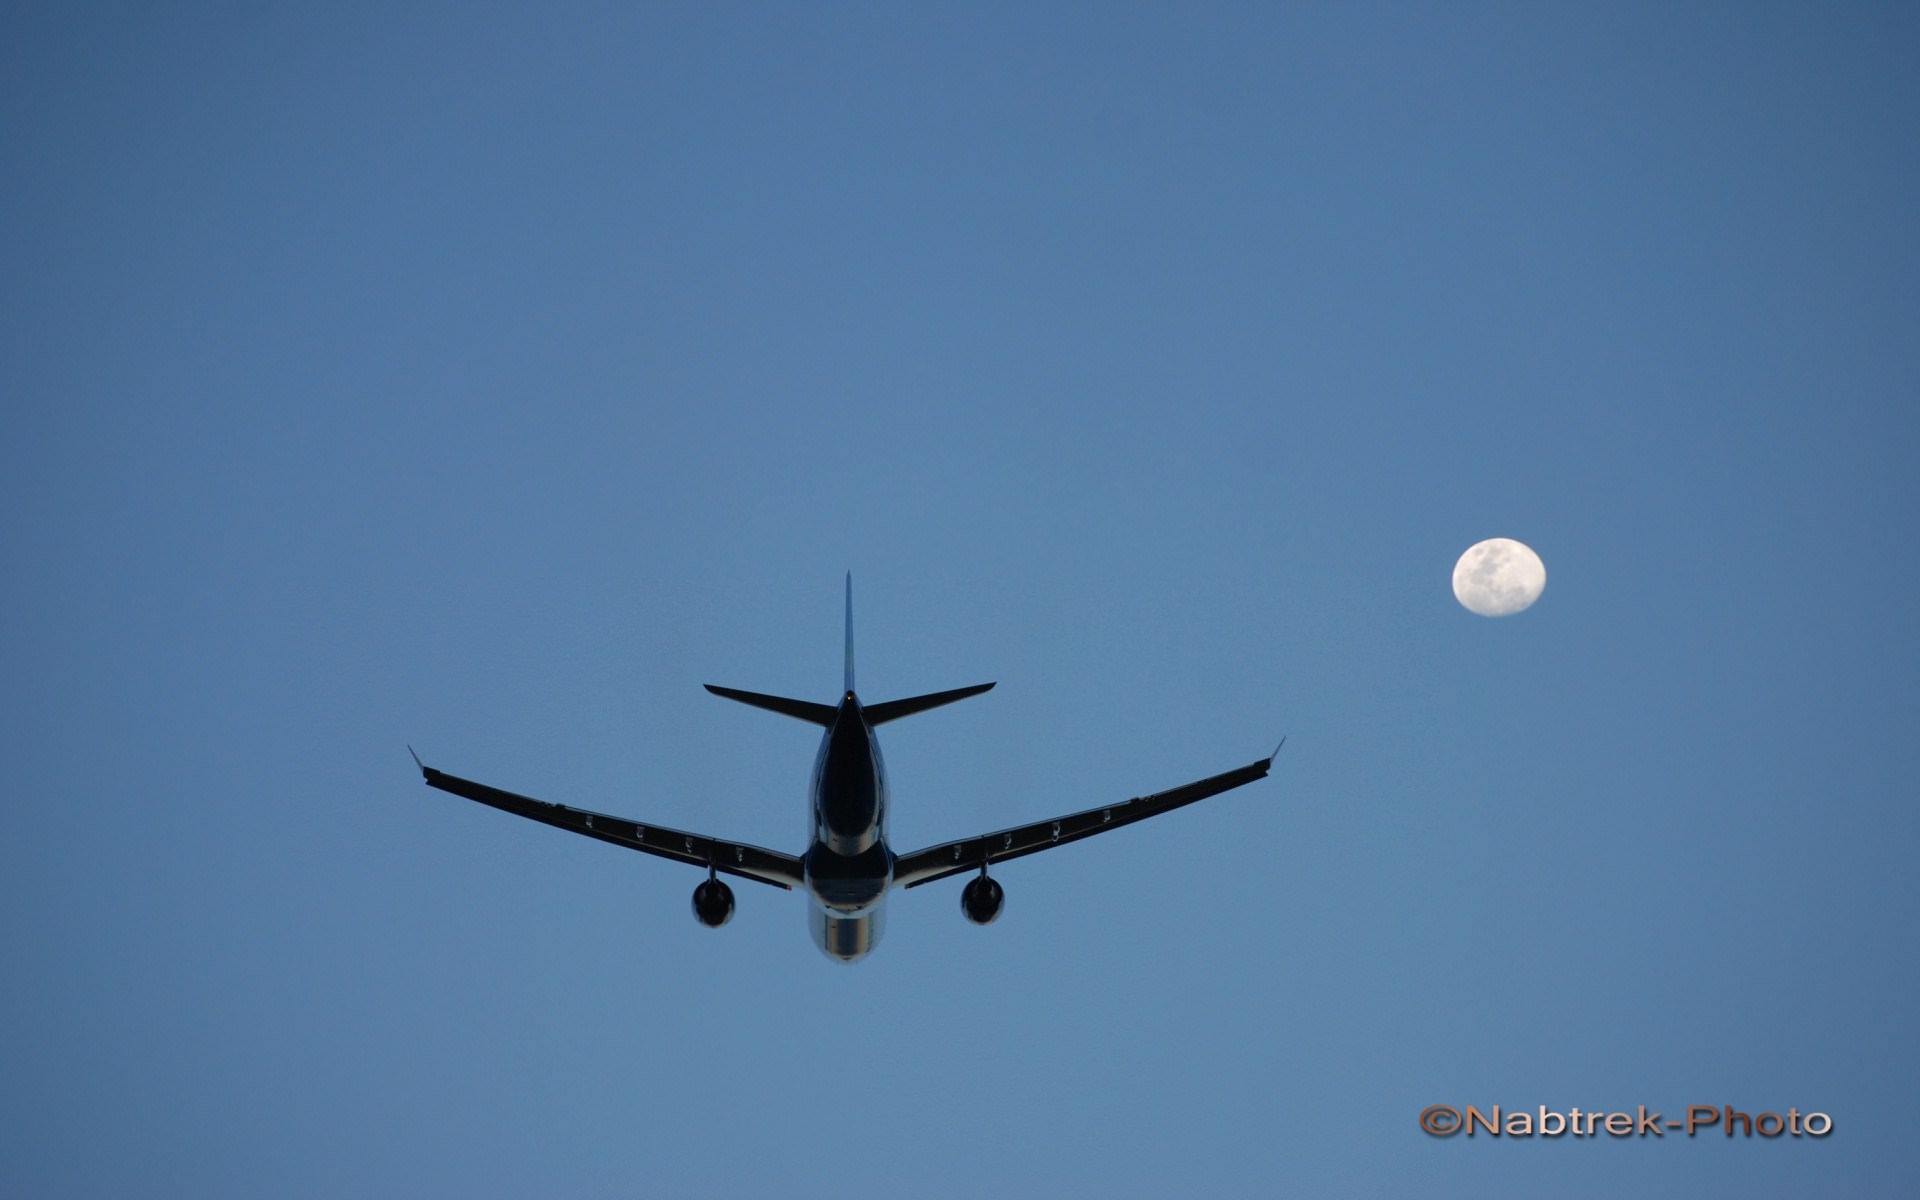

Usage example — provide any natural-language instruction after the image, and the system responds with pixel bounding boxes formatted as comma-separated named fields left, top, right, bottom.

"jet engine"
left=960, top=874, right=1004, bottom=925
left=692, top=877, right=735, bottom=928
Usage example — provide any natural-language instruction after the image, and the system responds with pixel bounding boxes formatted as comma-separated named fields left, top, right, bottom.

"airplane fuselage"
left=803, top=691, right=892, bottom=961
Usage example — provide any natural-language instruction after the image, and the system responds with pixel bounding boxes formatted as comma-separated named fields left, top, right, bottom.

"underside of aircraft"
left=411, top=577, right=1280, bottom=961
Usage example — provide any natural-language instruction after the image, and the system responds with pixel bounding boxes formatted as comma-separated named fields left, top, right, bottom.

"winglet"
left=843, top=571, right=855, bottom=695
left=408, top=744, right=430, bottom=777
left=1268, top=736, right=1287, bottom=764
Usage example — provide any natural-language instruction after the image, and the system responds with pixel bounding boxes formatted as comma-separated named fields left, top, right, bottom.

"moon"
left=1452, top=538, right=1546, bottom=617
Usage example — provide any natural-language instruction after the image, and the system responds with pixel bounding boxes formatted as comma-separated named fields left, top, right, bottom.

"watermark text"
left=1419, top=1104, right=1832, bottom=1139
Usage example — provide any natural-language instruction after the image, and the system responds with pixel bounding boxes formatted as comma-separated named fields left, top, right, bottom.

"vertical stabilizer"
left=844, top=571, right=855, bottom=694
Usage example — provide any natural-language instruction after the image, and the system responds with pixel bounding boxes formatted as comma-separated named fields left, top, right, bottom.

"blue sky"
left=4, top=3, right=1915, bottom=1196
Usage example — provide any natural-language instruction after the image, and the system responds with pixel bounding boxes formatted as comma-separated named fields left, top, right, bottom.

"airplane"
left=409, top=576, right=1280, bottom=962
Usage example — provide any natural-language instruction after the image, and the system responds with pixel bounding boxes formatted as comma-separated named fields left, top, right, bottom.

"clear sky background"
left=4, top=4, right=1915, bottom=1196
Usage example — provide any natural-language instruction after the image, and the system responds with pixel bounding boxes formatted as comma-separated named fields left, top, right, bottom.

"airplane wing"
left=411, top=755, right=804, bottom=890
left=890, top=742, right=1282, bottom=889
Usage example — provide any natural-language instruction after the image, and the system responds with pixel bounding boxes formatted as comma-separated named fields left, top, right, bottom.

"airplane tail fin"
left=704, top=574, right=993, bottom=725
left=841, top=573, right=994, bottom=723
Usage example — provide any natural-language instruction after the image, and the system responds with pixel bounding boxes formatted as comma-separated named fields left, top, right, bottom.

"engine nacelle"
left=961, top=874, right=1004, bottom=925
left=692, top=878, right=735, bottom=928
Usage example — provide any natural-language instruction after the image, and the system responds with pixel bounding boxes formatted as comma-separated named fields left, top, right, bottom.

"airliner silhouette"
left=411, top=577, right=1280, bottom=962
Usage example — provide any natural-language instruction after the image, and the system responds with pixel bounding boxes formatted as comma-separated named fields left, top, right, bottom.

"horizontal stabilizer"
left=865, top=682, right=995, bottom=726
left=704, top=684, right=837, bottom=725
